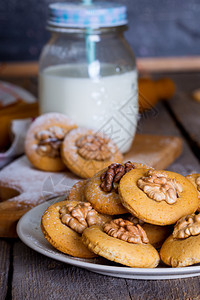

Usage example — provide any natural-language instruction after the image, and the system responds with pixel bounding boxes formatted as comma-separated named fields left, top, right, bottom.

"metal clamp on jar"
left=39, top=1, right=138, bottom=153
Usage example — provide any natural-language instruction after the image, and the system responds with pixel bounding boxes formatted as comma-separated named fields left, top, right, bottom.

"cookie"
left=186, top=173, right=200, bottom=210
left=61, top=128, right=123, bottom=178
left=25, top=113, right=77, bottom=172
left=82, top=219, right=160, bottom=268
left=160, top=213, right=200, bottom=267
left=127, top=215, right=171, bottom=248
left=84, top=161, right=152, bottom=215
left=84, top=170, right=126, bottom=215
left=41, top=200, right=111, bottom=258
left=68, top=180, right=88, bottom=202
left=119, top=168, right=199, bottom=225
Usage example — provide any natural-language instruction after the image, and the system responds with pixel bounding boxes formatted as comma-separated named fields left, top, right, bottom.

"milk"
left=39, top=64, right=138, bottom=153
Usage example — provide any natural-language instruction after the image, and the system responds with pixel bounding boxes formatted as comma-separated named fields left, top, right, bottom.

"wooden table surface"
left=0, top=72, right=200, bottom=300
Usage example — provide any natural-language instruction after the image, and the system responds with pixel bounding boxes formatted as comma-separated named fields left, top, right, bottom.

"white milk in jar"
left=39, top=2, right=138, bottom=153
left=39, top=63, right=138, bottom=153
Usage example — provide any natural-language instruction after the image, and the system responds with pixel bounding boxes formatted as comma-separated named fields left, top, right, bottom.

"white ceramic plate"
left=17, top=197, right=200, bottom=280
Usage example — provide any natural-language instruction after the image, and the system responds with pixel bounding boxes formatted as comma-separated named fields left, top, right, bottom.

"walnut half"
left=103, top=218, right=149, bottom=244
left=59, top=202, right=100, bottom=234
left=173, top=213, right=200, bottom=239
left=100, top=161, right=135, bottom=192
left=76, top=134, right=112, bottom=161
left=35, top=126, right=65, bottom=158
left=137, top=170, right=183, bottom=204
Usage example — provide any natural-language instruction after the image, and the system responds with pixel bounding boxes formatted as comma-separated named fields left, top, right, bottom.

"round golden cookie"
left=61, top=128, right=123, bottom=178
left=160, top=234, right=200, bottom=267
left=186, top=173, right=200, bottom=210
left=25, top=113, right=77, bottom=172
left=118, top=168, right=199, bottom=225
left=82, top=225, right=160, bottom=268
left=68, top=180, right=88, bottom=202
left=41, top=200, right=112, bottom=258
left=41, top=200, right=95, bottom=258
left=84, top=169, right=128, bottom=215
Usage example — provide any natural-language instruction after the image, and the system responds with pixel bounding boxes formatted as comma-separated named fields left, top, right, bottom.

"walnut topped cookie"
left=61, top=128, right=123, bottom=178
left=160, top=213, right=200, bottom=267
left=84, top=162, right=149, bottom=215
left=118, top=168, right=199, bottom=225
left=41, top=200, right=112, bottom=258
left=82, top=218, right=160, bottom=268
left=25, top=113, right=77, bottom=171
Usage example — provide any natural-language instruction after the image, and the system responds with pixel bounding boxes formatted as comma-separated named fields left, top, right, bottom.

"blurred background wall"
left=1, top=0, right=200, bottom=62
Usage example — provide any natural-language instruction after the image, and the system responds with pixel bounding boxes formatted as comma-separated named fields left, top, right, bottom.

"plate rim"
left=17, top=198, right=200, bottom=278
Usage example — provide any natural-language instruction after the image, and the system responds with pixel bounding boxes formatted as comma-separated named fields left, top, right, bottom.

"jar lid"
left=48, top=2, right=127, bottom=29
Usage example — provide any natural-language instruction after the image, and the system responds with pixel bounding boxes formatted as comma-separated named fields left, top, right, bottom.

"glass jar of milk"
left=39, top=2, right=138, bottom=153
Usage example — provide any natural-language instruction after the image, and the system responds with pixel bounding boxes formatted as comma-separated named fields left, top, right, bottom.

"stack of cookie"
left=41, top=161, right=200, bottom=269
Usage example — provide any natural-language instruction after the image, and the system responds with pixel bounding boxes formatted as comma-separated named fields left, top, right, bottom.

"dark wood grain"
left=166, top=73, right=200, bottom=150
left=0, top=240, right=11, bottom=300
left=12, top=241, right=131, bottom=300
left=126, top=278, right=200, bottom=300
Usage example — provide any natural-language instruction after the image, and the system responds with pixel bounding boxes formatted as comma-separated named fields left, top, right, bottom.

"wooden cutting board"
left=0, top=134, right=182, bottom=237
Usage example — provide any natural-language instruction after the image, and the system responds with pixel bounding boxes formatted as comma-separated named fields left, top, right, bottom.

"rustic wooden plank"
left=137, top=56, right=200, bottom=73
left=0, top=239, right=11, bottom=300
left=2, top=58, right=200, bottom=79
left=12, top=241, right=131, bottom=300
left=138, top=102, right=200, bottom=174
left=126, top=278, right=200, bottom=300
left=0, top=62, right=38, bottom=78
left=164, top=73, right=200, bottom=151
